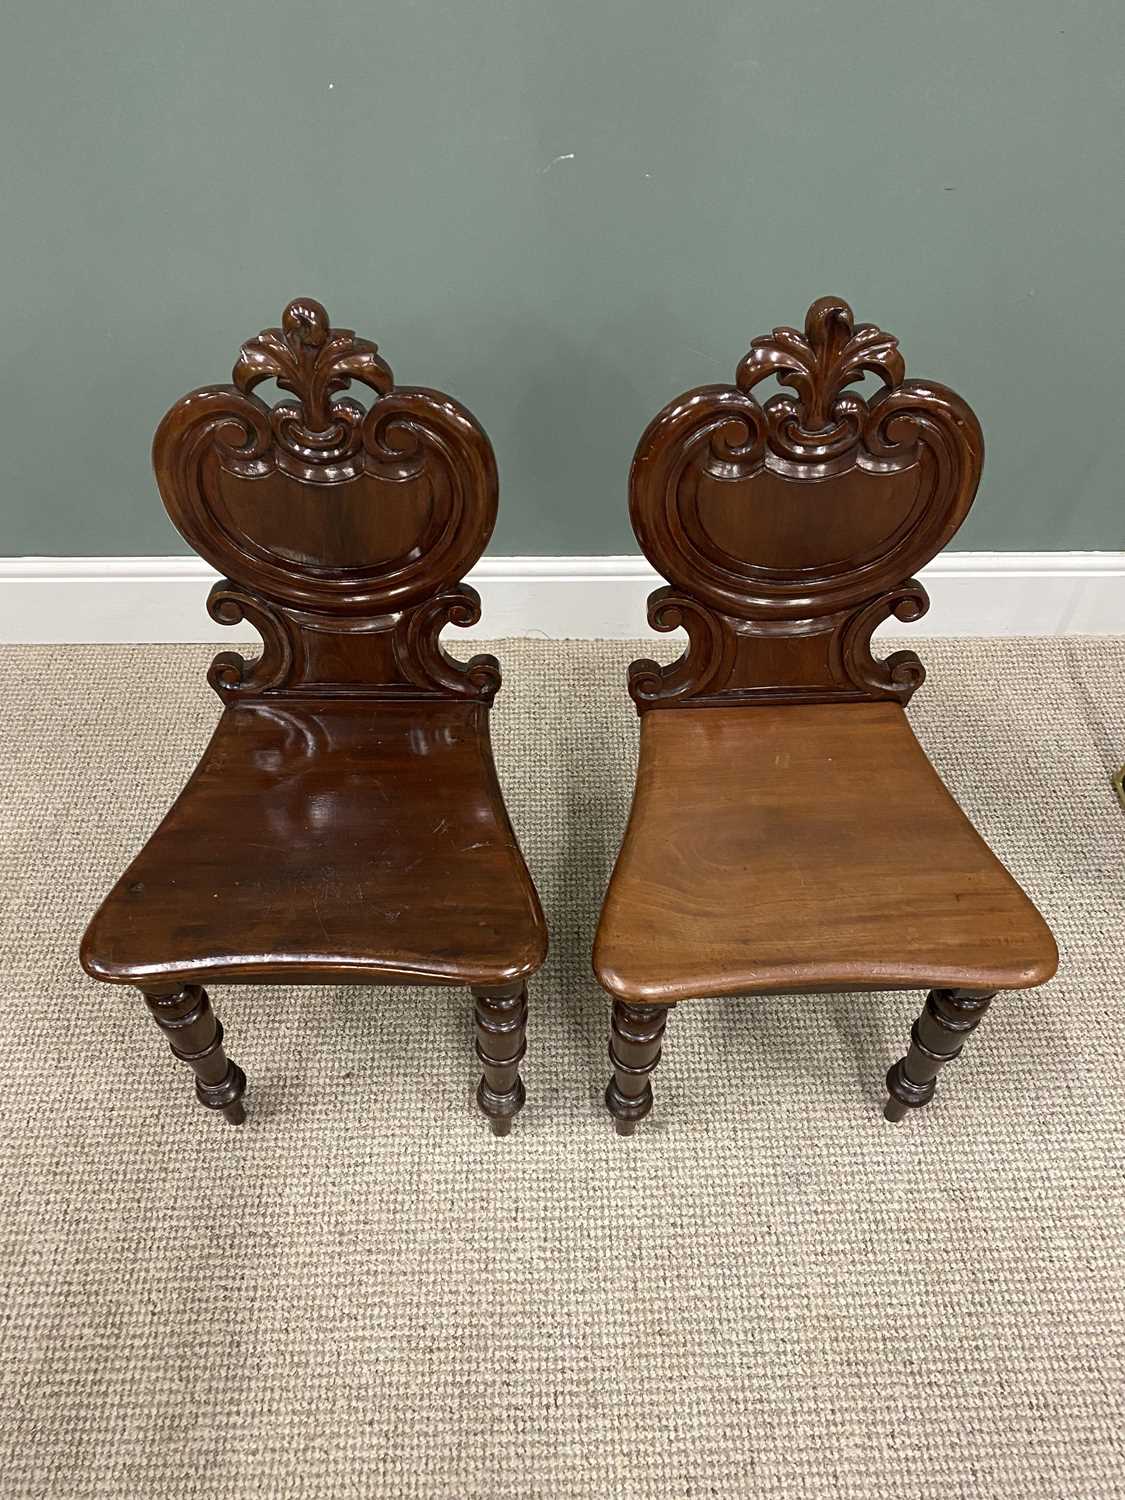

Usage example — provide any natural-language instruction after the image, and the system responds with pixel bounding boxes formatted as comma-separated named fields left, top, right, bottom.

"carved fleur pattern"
left=736, top=296, right=906, bottom=431
left=233, top=297, right=393, bottom=433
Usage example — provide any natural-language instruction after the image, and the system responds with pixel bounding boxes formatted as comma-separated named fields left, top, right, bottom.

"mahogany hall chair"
left=81, top=298, right=546, bottom=1135
left=593, top=296, right=1058, bottom=1134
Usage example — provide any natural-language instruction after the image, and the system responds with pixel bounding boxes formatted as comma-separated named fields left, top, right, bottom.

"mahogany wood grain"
left=80, top=299, right=546, bottom=1133
left=594, top=703, right=1057, bottom=1004
left=82, top=701, right=545, bottom=990
left=596, top=296, right=1058, bottom=1132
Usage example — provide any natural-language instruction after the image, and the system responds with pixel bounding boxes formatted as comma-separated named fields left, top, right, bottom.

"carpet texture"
left=1, top=637, right=1123, bottom=1499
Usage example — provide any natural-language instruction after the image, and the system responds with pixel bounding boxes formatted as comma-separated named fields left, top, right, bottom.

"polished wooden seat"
left=594, top=296, right=1058, bottom=1133
left=81, top=700, right=545, bottom=990
left=594, top=702, right=1056, bottom=1002
left=80, top=298, right=545, bottom=1134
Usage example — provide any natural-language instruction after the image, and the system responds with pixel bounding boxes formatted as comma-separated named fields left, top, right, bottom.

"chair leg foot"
left=142, top=984, right=247, bottom=1123
left=883, top=1091, right=909, bottom=1123
left=605, top=1000, right=671, bottom=1135
left=472, top=982, right=528, bottom=1135
left=884, top=988, right=996, bottom=1123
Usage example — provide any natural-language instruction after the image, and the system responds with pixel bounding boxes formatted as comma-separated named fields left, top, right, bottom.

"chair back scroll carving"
left=627, top=297, right=984, bottom=712
left=153, top=298, right=501, bottom=704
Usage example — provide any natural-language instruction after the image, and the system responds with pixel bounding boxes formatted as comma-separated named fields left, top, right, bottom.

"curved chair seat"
left=594, top=702, right=1057, bottom=1005
left=82, top=699, right=546, bottom=991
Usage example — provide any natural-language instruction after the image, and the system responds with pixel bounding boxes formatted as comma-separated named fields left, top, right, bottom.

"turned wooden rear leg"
left=472, top=981, right=528, bottom=1137
left=141, top=984, right=247, bottom=1125
left=605, top=1000, right=671, bottom=1136
left=884, top=988, right=996, bottom=1122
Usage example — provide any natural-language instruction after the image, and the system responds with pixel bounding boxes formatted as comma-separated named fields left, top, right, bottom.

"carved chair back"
left=627, top=297, right=984, bottom=711
left=154, top=298, right=500, bottom=704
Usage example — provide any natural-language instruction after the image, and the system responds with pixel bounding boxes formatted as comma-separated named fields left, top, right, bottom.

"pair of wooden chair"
left=80, top=296, right=1058, bottom=1136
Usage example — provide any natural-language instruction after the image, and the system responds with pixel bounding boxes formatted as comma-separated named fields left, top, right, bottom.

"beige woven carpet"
left=1, top=638, right=1124, bottom=1499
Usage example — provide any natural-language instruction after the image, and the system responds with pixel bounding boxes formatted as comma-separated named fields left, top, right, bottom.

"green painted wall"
left=2, top=0, right=1122, bottom=557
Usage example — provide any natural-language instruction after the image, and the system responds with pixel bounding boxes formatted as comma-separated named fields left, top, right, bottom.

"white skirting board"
left=0, top=553, right=1122, bottom=643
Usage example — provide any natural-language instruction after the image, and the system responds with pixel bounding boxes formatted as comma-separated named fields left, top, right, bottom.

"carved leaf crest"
left=737, top=296, right=905, bottom=431
left=233, top=297, right=393, bottom=434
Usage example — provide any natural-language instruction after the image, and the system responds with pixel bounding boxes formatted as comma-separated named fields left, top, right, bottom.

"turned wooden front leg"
left=142, top=984, right=247, bottom=1125
left=884, top=988, right=996, bottom=1122
left=605, top=999, right=671, bottom=1136
left=472, top=981, right=528, bottom=1137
